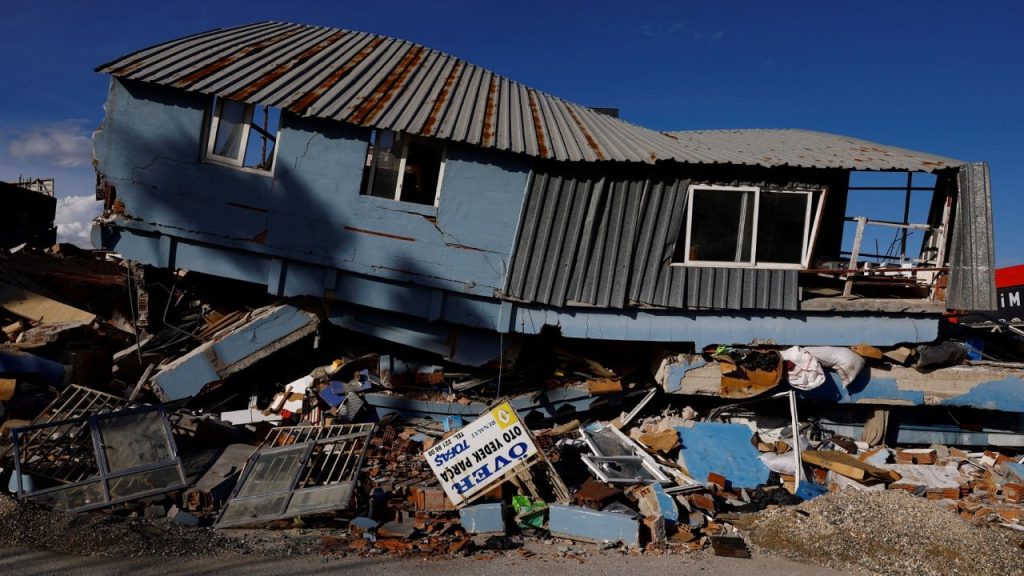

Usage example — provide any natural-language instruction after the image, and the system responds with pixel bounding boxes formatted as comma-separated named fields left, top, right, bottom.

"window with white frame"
left=673, top=184, right=824, bottom=269
left=360, top=129, right=445, bottom=206
left=205, top=97, right=281, bottom=173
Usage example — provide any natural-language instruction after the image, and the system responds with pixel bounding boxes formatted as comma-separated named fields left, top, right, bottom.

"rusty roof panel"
left=193, top=27, right=332, bottom=95
left=106, top=23, right=278, bottom=79
left=98, top=21, right=964, bottom=169
left=279, top=33, right=377, bottom=112
left=420, top=60, right=462, bottom=137
left=138, top=23, right=292, bottom=85
left=495, top=77, right=512, bottom=151
left=664, top=129, right=962, bottom=172
left=377, top=49, right=442, bottom=130
left=227, top=30, right=348, bottom=101
left=329, top=40, right=408, bottom=121
left=173, top=27, right=309, bottom=90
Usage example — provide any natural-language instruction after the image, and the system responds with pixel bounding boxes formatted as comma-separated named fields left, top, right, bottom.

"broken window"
left=674, top=184, right=823, bottom=269
left=830, top=170, right=947, bottom=298
left=216, top=423, right=376, bottom=528
left=9, top=405, right=186, bottom=512
left=360, top=129, right=445, bottom=206
left=579, top=423, right=671, bottom=485
left=205, top=97, right=281, bottom=172
left=0, top=385, right=138, bottom=462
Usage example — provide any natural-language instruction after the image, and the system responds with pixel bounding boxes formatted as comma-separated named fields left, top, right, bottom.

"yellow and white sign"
left=423, top=401, right=538, bottom=507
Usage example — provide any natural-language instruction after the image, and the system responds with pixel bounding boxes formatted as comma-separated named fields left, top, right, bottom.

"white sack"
left=780, top=346, right=826, bottom=390
left=806, top=346, right=866, bottom=388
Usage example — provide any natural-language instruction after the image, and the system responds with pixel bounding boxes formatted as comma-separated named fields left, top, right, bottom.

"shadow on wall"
left=92, top=86, right=451, bottom=326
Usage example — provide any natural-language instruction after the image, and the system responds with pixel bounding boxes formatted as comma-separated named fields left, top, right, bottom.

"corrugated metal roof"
left=97, top=21, right=964, bottom=171
left=947, top=162, right=996, bottom=310
left=504, top=168, right=798, bottom=311
left=97, top=21, right=678, bottom=164
left=664, top=129, right=962, bottom=173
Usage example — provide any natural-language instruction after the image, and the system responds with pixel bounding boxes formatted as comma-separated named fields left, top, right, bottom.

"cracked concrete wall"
left=93, top=77, right=531, bottom=300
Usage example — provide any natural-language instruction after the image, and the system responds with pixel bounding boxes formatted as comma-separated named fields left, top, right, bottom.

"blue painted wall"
left=151, top=305, right=318, bottom=401
left=94, top=78, right=531, bottom=301
left=93, top=78, right=944, bottom=356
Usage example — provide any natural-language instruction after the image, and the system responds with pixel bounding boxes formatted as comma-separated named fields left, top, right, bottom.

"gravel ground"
left=749, top=489, right=1024, bottom=576
left=9, top=488, right=1021, bottom=576
left=0, top=495, right=253, bottom=557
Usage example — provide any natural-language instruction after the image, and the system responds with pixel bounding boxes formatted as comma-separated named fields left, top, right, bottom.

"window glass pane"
left=27, top=481, right=106, bottom=512
left=242, top=104, right=280, bottom=171
left=236, top=446, right=305, bottom=498
left=363, top=130, right=402, bottom=199
left=400, top=139, right=444, bottom=205
left=98, top=410, right=173, bottom=472
left=285, top=482, right=354, bottom=515
left=218, top=494, right=290, bottom=526
left=213, top=99, right=248, bottom=159
left=107, top=466, right=183, bottom=500
left=688, top=188, right=754, bottom=262
left=757, top=191, right=809, bottom=264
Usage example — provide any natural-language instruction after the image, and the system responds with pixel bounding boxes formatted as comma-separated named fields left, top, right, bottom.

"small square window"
left=360, top=130, right=445, bottom=206
left=205, top=97, right=280, bottom=173
left=673, top=184, right=823, bottom=269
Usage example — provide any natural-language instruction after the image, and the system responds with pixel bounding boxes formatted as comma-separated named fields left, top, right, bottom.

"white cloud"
left=6, top=124, right=92, bottom=168
left=54, top=194, right=101, bottom=247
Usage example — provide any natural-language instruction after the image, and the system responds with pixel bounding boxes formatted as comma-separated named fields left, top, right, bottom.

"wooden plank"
left=0, top=282, right=97, bottom=325
left=801, top=450, right=901, bottom=483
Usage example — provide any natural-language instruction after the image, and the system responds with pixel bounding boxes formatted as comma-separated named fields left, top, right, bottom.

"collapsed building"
left=88, top=22, right=1016, bottom=423
left=91, top=22, right=995, bottom=352
left=2, top=20, right=1023, bottom=562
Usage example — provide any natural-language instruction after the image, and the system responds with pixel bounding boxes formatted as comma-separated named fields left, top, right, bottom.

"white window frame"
left=675, top=184, right=825, bottom=270
left=204, top=98, right=280, bottom=174
left=363, top=130, right=446, bottom=207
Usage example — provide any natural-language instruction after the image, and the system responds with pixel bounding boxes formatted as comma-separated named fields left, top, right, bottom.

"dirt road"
left=0, top=546, right=857, bottom=576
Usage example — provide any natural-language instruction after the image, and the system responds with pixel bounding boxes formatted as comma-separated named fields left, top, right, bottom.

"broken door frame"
left=10, top=404, right=186, bottom=512
left=0, top=384, right=138, bottom=460
left=215, top=423, right=376, bottom=528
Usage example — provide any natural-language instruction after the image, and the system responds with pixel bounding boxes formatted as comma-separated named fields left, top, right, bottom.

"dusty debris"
left=0, top=494, right=249, bottom=557
left=2, top=244, right=1024, bottom=571
left=750, top=489, right=1024, bottom=576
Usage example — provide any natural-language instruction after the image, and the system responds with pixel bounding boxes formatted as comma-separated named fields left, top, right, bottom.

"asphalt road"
left=0, top=546, right=859, bottom=576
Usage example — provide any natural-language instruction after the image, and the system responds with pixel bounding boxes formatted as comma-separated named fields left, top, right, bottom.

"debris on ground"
left=0, top=494, right=250, bottom=557
left=749, top=489, right=1024, bottom=576
left=2, top=246, right=1024, bottom=574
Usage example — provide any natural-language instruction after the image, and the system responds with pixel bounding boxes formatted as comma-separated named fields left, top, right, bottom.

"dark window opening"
left=757, top=191, right=811, bottom=265
left=673, top=185, right=820, bottom=269
left=360, top=130, right=445, bottom=206
left=688, top=187, right=755, bottom=263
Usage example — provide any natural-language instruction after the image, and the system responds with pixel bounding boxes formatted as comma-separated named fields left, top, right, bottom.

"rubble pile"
left=0, top=494, right=249, bottom=557
left=2, top=246, right=1024, bottom=573
left=750, top=489, right=1024, bottom=576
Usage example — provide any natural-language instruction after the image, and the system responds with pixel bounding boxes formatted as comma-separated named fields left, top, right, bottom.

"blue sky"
left=1, top=1, right=1021, bottom=264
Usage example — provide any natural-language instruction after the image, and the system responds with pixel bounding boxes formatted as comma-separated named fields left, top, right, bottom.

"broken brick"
left=896, top=448, right=937, bottom=465
left=707, top=472, right=729, bottom=490
left=1002, top=483, right=1024, bottom=503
